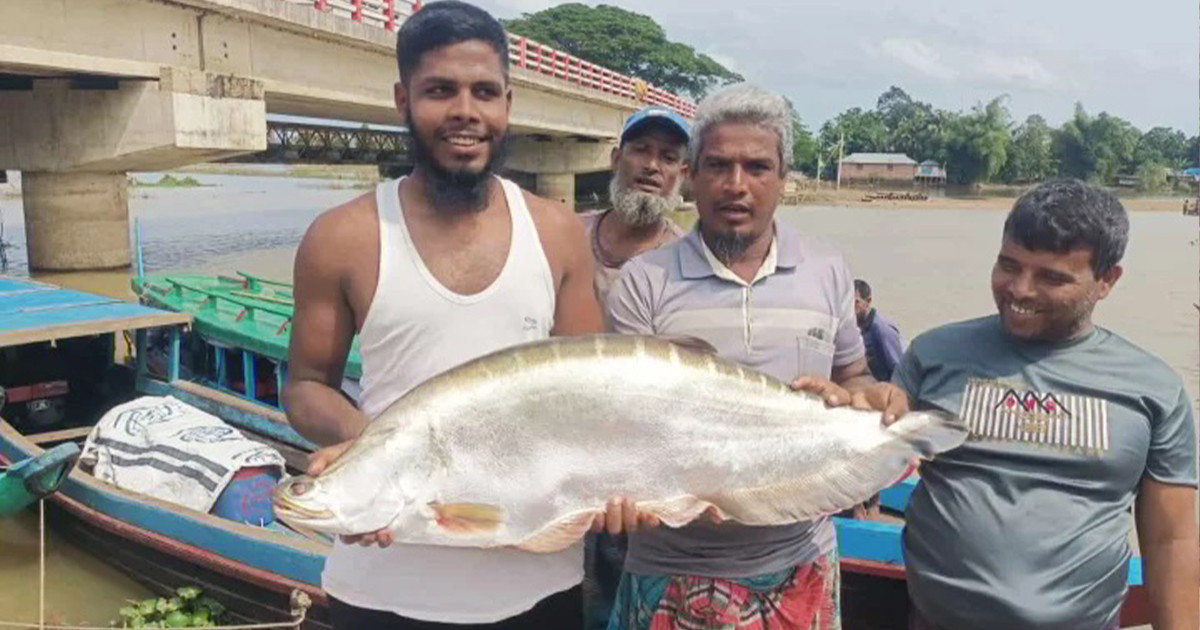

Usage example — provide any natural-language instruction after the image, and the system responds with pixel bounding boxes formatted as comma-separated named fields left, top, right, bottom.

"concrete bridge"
left=0, top=0, right=695, bottom=270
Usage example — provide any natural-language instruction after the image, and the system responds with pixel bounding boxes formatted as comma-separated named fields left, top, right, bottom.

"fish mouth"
left=272, top=478, right=336, bottom=521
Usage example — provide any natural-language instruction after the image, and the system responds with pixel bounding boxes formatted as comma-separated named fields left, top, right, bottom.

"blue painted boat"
left=0, top=276, right=331, bottom=628
left=0, top=442, right=79, bottom=517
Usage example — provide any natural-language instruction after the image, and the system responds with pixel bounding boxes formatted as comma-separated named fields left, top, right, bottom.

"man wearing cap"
left=580, top=106, right=691, bottom=310
left=580, top=105, right=690, bottom=630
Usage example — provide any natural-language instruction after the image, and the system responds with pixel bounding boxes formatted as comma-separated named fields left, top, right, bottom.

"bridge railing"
left=304, top=0, right=696, bottom=118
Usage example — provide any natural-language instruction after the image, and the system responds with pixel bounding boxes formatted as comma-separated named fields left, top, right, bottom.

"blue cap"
left=620, top=106, right=690, bottom=147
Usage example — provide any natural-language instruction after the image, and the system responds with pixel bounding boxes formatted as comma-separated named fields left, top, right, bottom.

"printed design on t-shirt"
left=959, top=378, right=1109, bottom=454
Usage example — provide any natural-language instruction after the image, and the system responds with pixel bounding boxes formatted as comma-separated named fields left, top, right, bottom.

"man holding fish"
left=894, top=179, right=1199, bottom=630
left=283, top=2, right=653, bottom=628
left=604, top=83, right=910, bottom=630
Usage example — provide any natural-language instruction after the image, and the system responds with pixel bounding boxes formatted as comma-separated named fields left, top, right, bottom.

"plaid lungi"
left=607, top=548, right=841, bottom=630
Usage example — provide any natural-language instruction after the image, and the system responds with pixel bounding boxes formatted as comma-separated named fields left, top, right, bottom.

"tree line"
left=504, top=4, right=1197, bottom=191
left=793, top=86, right=1199, bottom=190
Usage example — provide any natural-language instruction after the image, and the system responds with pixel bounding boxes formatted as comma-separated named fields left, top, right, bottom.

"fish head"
left=272, top=435, right=430, bottom=536
left=272, top=474, right=344, bottom=532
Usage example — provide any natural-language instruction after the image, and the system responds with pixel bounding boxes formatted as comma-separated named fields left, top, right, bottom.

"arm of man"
left=283, top=198, right=391, bottom=546
left=1135, top=478, right=1199, bottom=630
left=877, top=323, right=905, bottom=379
left=283, top=204, right=372, bottom=449
left=1137, top=386, right=1200, bottom=630
left=524, top=193, right=604, bottom=336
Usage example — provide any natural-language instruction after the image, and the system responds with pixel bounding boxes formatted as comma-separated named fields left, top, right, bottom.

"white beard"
left=609, top=176, right=683, bottom=227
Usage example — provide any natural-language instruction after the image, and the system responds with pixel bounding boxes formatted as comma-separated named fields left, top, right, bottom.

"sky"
left=474, top=0, right=1199, bottom=136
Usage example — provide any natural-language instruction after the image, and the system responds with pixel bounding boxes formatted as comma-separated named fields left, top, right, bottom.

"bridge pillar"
left=535, top=173, right=576, bottom=209
left=506, top=136, right=615, bottom=211
left=23, top=173, right=130, bottom=271
left=0, top=70, right=266, bottom=270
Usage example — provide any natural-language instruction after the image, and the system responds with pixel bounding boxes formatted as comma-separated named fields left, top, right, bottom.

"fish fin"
left=658, top=335, right=718, bottom=355
left=430, top=502, right=507, bottom=535
left=515, top=509, right=598, bottom=553
left=695, top=410, right=967, bottom=525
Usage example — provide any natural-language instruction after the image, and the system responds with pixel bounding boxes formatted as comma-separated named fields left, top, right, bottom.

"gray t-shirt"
left=894, top=315, right=1198, bottom=630
left=606, top=222, right=865, bottom=578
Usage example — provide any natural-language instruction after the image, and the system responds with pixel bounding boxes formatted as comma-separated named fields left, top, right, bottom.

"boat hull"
left=0, top=420, right=331, bottom=629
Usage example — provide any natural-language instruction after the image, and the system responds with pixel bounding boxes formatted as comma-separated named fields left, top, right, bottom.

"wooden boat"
left=129, top=223, right=361, bottom=413
left=833, top=477, right=1152, bottom=628
left=0, top=276, right=331, bottom=628
left=0, top=442, right=79, bottom=517
left=130, top=269, right=363, bottom=413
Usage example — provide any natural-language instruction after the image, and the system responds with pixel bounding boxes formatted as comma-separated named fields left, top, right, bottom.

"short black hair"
left=854, top=279, right=871, bottom=300
left=395, top=1, right=509, bottom=85
left=1003, top=178, right=1129, bottom=277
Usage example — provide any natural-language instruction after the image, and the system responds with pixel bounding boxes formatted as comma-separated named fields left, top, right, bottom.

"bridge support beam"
left=507, top=136, right=615, bottom=211
left=0, top=70, right=266, bottom=270
left=23, top=173, right=130, bottom=271
left=535, top=173, right=576, bottom=209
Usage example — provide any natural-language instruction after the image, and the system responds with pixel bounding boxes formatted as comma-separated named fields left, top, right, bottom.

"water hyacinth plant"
left=114, top=586, right=226, bottom=628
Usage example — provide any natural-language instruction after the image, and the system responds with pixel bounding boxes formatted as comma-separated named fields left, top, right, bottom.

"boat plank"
left=0, top=309, right=191, bottom=346
left=139, top=378, right=318, bottom=452
left=27, top=426, right=93, bottom=444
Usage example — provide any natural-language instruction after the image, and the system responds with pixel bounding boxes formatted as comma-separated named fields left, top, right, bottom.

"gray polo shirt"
left=894, top=315, right=1198, bottom=630
left=605, top=221, right=866, bottom=578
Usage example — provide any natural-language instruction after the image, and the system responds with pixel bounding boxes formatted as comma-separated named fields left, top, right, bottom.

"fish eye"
left=291, top=481, right=312, bottom=496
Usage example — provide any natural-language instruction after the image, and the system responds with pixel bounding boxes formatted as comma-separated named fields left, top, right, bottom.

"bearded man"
left=580, top=106, right=690, bottom=308
left=284, top=3, right=649, bottom=627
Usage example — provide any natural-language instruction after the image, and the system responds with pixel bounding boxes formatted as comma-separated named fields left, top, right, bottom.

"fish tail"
left=692, top=411, right=968, bottom=525
left=884, top=410, right=969, bottom=459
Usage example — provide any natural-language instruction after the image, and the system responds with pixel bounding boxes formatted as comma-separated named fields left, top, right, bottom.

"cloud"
left=877, top=38, right=957, bottom=81
left=872, top=38, right=1061, bottom=92
left=977, top=54, right=1057, bottom=90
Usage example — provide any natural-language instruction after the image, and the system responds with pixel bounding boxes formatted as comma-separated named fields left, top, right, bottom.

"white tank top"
left=321, top=177, right=582, bottom=622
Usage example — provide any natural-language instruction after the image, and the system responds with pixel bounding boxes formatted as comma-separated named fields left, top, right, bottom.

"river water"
left=0, top=172, right=1194, bottom=624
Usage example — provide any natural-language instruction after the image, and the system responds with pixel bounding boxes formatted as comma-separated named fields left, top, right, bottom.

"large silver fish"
left=273, top=335, right=966, bottom=552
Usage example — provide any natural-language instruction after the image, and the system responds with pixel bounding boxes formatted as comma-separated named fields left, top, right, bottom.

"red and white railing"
left=305, top=0, right=696, bottom=118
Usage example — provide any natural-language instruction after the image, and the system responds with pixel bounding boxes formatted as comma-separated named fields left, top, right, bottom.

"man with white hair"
left=605, top=83, right=907, bottom=629
left=580, top=106, right=690, bottom=309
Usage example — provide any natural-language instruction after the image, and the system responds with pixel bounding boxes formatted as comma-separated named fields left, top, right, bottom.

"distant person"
left=854, top=279, right=903, bottom=382
left=895, top=179, right=1198, bottom=630
left=579, top=105, right=690, bottom=308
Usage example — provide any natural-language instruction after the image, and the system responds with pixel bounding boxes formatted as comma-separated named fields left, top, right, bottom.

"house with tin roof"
left=915, top=160, right=947, bottom=186
left=838, top=152, right=918, bottom=184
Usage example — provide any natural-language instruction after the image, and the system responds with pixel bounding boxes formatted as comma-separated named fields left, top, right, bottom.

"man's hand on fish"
left=591, top=497, right=661, bottom=535
left=306, top=440, right=395, bottom=547
left=789, top=377, right=909, bottom=425
left=590, top=498, right=725, bottom=533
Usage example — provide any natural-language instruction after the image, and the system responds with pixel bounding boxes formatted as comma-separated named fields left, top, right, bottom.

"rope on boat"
left=0, top=500, right=312, bottom=630
left=39, top=500, right=45, bottom=630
